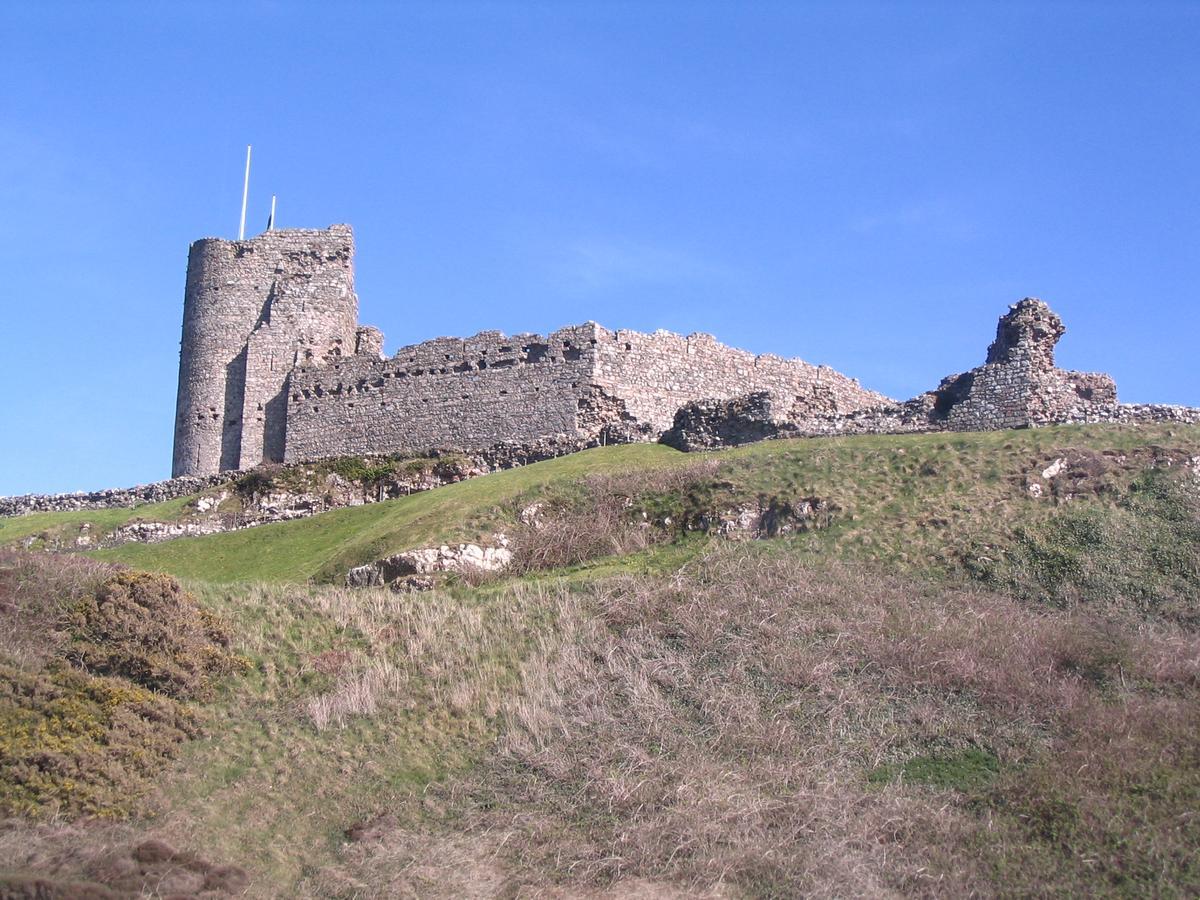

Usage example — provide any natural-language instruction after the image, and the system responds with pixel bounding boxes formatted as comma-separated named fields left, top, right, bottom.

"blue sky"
left=1, top=1, right=1197, bottom=494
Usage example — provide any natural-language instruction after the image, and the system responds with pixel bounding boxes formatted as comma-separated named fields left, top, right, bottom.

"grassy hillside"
left=96, top=443, right=683, bottom=582
left=0, top=495, right=193, bottom=548
left=95, top=424, right=1200, bottom=587
left=3, top=423, right=1199, bottom=897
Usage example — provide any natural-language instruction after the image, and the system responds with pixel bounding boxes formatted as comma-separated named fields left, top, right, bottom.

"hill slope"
left=97, top=424, right=1200, bottom=589
left=2, top=424, right=1199, bottom=898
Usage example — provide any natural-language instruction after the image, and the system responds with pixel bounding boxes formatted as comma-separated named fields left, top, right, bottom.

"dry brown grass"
left=392, top=546, right=1200, bottom=897
left=287, top=581, right=567, bottom=731
left=7, top=524, right=1198, bottom=896
left=510, top=463, right=719, bottom=574
left=0, top=549, right=113, bottom=670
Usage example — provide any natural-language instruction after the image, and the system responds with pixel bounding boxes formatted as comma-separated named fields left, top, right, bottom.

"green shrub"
left=0, top=661, right=198, bottom=817
left=66, top=571, right=246, bottom=700
left=234, top=469, right=275, bottom=496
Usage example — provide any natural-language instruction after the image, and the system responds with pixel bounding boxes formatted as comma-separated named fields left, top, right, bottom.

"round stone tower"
left=172, top=224, right=359, bottom=477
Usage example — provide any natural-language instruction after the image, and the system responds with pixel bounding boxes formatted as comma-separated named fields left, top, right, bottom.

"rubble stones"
left=660, top=392, right=780, bottom=451
left=686, top=495, right=836, bottom=538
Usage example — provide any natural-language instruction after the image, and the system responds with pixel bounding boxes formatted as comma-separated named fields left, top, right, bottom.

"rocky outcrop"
left=345, top=539, right=513, bottom=591
left=683, top=495, right=838, bottom=538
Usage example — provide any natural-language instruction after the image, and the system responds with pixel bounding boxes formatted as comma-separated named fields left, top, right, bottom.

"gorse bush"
left=67, top=571, right=246, bottom=700
left=0, top=662, right=199, bottom=818
left=0, top=554, right=244, bottom=820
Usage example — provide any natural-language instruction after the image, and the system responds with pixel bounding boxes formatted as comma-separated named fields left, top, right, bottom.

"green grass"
left=86, top=424, right=1200, bottom=586
left=869, top=747, right=1003, bottom=792
left=96, top=443, right=684, bottom=583
left=0, top=496, right=193, bottom=548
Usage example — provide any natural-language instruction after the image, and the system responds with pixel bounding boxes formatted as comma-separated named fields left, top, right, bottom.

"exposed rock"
left=106, top=521, right=228, bottom=546
left=660, top=392, right=780, bottom=451
left=346, top=539, right=513, bottom=590
left=686, top=495, right=837, bottom=538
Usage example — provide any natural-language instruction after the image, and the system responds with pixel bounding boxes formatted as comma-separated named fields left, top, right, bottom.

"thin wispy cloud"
left=543, top=236, right=737, bottom=294
left=850, top=198, right=979, bottom=241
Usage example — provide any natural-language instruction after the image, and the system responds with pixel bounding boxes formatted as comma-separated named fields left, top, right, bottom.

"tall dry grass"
left=0, top=548, right=113, bottom=669
left=285, top=582, right=569, bottom=731
left=509, top=462, right=719, bottom=573
left=423, top=545, right=1200, bottom=897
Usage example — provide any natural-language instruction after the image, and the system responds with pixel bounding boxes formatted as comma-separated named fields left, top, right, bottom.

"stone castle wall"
left=172, top=226, right=360, bottom=477
left=283, top=325, right=600, bottom=461
left=168, top=224, right=1198, bottom=479
left=661, top=298, right=1200, bottom=450
left=281, top=322, right=890, bottom=461
left=592, top=327, right=890, bottom=432
left=173, top=225, right=888, bottom=475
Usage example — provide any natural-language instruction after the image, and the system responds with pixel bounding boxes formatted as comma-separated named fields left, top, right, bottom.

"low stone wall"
left=1113, top=404, right=1200, bottom=426
left=0, top=473, right=233, bottom=517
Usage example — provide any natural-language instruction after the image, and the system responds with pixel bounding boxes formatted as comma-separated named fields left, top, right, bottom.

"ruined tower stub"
left=984, top=296, right=1065, bottom=371
left=933, top=297, right=1118, bottom=431
left=172, top=225, right=360, bottom=477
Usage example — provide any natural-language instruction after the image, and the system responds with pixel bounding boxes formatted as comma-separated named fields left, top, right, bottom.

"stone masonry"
left=167, top=225, right=1198, bottom=476
left=662, top=298, right=1200, bottom=450
left=5, top=231, right=1197, bottom=514
left=930, top=298, right=1118, bottom=430
left=173, top=225, right=887, bottom=474
left=282, top=322, right=890, bottom=462
left=173, top=226, right=365, bottom=477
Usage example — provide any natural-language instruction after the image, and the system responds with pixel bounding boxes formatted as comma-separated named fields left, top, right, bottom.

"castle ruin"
left=172, top=225, right=888, bottom=476
left=173, top=224, right=1199, bottom=476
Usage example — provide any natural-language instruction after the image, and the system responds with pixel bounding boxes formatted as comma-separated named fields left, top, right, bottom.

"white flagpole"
left=269, top=194, right=277, bottom=231
left=238, top=145, right=252, bottom=240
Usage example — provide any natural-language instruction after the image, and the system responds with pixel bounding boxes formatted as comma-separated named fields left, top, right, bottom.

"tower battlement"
left=172, top=225, right=362, bottom=477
